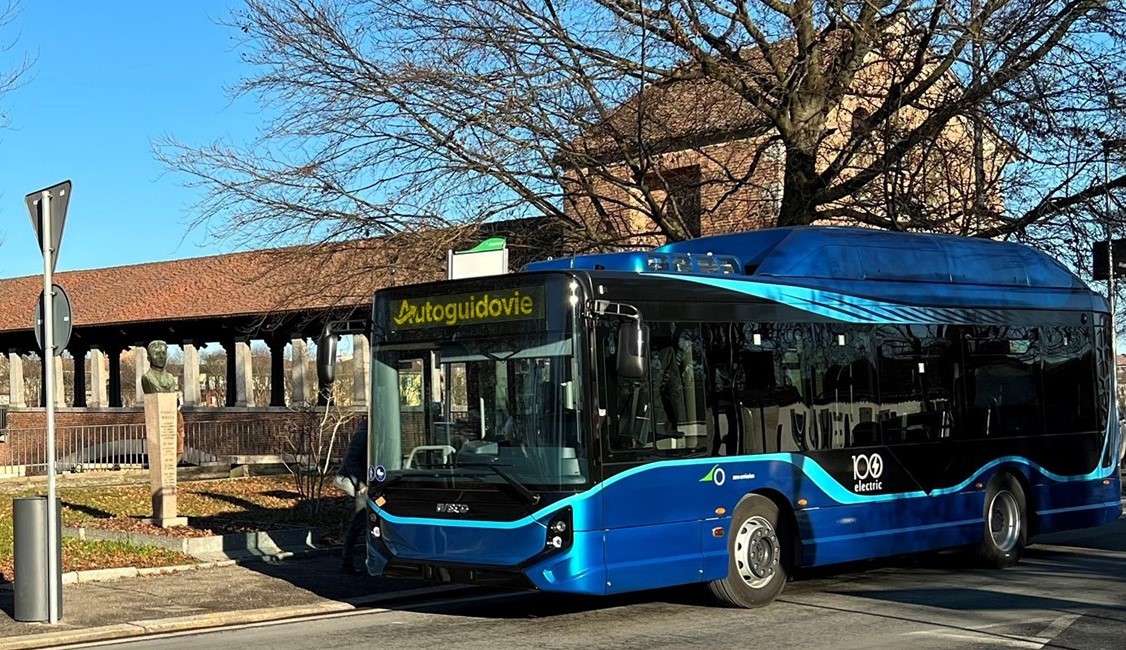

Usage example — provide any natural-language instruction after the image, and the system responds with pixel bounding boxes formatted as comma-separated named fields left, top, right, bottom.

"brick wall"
left=564, top=137, right=783, bottom=251
left=563, top=47, right=1009, bottom=240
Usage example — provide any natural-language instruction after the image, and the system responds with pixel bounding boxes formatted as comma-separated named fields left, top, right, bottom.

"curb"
left=0, top=602, right=357, bottom=650
left=0, top=546, right=333, bottom=592
left=0, top=584, right=470, bottom=650
left=63, top=525, right=321, bottom=561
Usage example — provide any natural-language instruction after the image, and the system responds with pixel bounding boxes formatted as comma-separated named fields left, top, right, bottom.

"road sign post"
left=25, top=180, right=71, bottom=625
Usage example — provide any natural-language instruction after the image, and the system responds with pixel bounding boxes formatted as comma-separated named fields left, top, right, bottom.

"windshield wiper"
left=455, top=462, right=541, bottom=505
left=377, top=469, right=449, bottom=489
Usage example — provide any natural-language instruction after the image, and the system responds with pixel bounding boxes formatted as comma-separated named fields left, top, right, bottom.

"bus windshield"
left=371, top=331, right=588, bottom=492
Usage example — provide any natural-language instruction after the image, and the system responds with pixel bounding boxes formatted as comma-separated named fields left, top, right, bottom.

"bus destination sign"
left=391, top=286, right=545, bottom=330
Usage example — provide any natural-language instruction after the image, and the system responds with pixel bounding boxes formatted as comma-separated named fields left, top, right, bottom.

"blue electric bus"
left=319, top=226, right=1123, bottom=608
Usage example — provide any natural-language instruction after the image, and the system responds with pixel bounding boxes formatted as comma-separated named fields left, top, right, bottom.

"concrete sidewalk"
left=0, top=551, right=464, bottom=650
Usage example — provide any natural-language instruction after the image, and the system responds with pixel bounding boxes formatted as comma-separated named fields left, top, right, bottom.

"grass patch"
left=0, top=475, right=352, bottom=582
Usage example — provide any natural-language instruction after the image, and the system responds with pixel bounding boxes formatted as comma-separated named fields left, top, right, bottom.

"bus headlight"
left=545, top=507, right=573, bottom=552
left=369, top=512, right=381, bottom=539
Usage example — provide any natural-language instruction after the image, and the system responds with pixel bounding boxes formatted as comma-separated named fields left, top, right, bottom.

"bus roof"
left=524, top=226, right=1088, bottom=291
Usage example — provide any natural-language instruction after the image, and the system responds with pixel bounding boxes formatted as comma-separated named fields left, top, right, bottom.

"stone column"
left=268, top=337, right=286, bottom=407
left=291, top=338, right=310, bottom=406
left=317, top=357, right=331, bottom=406
left=54, top=356, right=66, bottom=408
left=71, top=347, right=88, bottom=408
left=134, top=345, right=149, bottom=404
left=8, top=352, right=25, bottom=408
left=223, top=340, right=237, bottom=407
left=235, top=339, right=254, bottom=407
left=182, top=343, right=201, bottom=407
left=89, top=349, right=107, bottom=407
left=352, top=334, right=370, bottom=407
left=107, top=346, right=123, bottom=408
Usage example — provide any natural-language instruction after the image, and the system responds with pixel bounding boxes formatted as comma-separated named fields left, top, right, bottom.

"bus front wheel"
left=974, top=473, right=1027, bottom=568
left=708, top=495, right=791, bottom=608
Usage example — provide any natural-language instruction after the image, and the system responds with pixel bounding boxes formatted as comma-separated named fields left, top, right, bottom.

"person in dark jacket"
left=339, top=417, right=368, bottom=574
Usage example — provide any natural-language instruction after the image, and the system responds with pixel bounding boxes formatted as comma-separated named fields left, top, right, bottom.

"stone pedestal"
left=144, top=392, right=187, bottom=528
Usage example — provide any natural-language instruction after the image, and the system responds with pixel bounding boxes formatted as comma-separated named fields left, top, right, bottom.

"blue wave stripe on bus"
left=647, top=274, right=1060, bottom=323
left=371, top=451, right=1114, bottom=528
left=646, top=274, right=931, bottom=323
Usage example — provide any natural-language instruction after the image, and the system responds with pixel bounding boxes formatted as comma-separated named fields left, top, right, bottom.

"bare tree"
left=200, top=348, right=228, bottom=407
left=280, top=401, right=359, bottom=513
left=21, top=353, right=39, bottom=407
left=158, top=1, right=1126, bottom=263
left=250, top=345, right=272, bottom=407
left=0, top=1, right=30, bottom=131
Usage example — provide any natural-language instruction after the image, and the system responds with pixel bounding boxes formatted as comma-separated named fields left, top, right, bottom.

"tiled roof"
left=0, top=242, right=405, bottom=335
left=0, top=217, right=564, bottom=336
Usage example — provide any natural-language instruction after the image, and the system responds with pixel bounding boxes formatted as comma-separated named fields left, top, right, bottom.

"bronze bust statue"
left=141, top=340, right=178, bottom=394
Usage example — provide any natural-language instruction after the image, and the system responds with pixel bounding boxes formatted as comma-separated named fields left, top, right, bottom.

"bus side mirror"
left=617, top=321, right=648, bottom=379
left=317, top=328, right=339, bottom=384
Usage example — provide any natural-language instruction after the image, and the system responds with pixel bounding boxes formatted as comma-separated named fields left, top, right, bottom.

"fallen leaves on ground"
left=0, top=474, right=354, bottom=583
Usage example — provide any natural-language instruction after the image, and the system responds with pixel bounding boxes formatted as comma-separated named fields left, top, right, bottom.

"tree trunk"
left=778, top=146, right=820, bottom=227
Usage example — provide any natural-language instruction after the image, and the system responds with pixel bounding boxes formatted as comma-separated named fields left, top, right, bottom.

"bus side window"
left=605, top=321, right=709, bottom=458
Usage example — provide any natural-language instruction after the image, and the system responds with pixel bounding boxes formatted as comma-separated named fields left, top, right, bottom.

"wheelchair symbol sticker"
left=371, top=465, right=387, bottom=482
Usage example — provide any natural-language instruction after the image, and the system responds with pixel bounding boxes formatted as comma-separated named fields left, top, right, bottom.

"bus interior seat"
left=902, top=425, right=930, bottom=443
left=851, top=421, right=881, bottom=446
left=740, top=407, right=766, bottom=455
left=710, top=402, right=735, bottom=455
left=778, top=411, right=803, bottom=452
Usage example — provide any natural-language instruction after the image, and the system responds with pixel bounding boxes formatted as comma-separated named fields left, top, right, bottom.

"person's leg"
left=340, top=509, right=366, bottom=573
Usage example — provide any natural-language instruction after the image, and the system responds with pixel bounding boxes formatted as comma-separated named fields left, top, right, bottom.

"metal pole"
left=1106, top=148, right=1121, bottom=438
left=41, top=189, right=59, bottom=624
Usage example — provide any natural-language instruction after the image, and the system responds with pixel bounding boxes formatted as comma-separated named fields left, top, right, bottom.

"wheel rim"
left=733, top=515, right=780, bottom=589
left=988, top=490, right=1021, bottom=552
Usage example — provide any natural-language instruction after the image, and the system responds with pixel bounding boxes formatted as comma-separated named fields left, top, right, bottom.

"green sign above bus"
left=390, top=286, right=545, bottom=329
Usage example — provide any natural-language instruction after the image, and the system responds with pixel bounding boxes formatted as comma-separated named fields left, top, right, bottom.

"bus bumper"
left=365, top=528, right=606, bottom=594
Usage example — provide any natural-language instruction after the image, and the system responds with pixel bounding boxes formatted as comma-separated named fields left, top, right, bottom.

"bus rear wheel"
left=974, top=473, right=1027, bottom=568
left=708, top=495, right=791, bottom=608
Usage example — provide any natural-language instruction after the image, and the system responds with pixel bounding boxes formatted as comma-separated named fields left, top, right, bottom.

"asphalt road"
left=74, top=519, right=1126, bottom=650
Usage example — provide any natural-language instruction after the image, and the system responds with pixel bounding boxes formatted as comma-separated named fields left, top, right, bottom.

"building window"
left=646, top=166, right=702, bottom=238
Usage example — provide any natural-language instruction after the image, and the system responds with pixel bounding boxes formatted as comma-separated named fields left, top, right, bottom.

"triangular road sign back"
left=26, top=180, right=72, bottom=274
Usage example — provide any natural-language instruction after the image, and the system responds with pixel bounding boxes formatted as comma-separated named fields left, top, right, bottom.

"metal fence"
left=0, top=418, right=326, bottom=478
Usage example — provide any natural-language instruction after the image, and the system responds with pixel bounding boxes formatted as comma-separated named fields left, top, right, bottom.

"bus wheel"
left=975, top=473, right=1027, bottom=568
left=708, top=495, right=790, bottom=608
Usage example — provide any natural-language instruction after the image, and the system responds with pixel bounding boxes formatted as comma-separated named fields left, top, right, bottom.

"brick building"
left=561, top=32, right=1009, bottom=248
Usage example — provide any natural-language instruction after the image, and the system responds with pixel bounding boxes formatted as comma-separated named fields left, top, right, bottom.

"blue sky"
left=0, top=1, right=257, bottom=278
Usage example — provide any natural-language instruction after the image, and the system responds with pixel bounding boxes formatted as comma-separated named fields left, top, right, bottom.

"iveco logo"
left=436, top=503, right=470, bottom=514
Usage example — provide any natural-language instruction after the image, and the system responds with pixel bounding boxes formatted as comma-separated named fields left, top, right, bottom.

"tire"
left=708, top=495, right=792, bottom=608
left=974, top=473, right=1027, bottom=568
